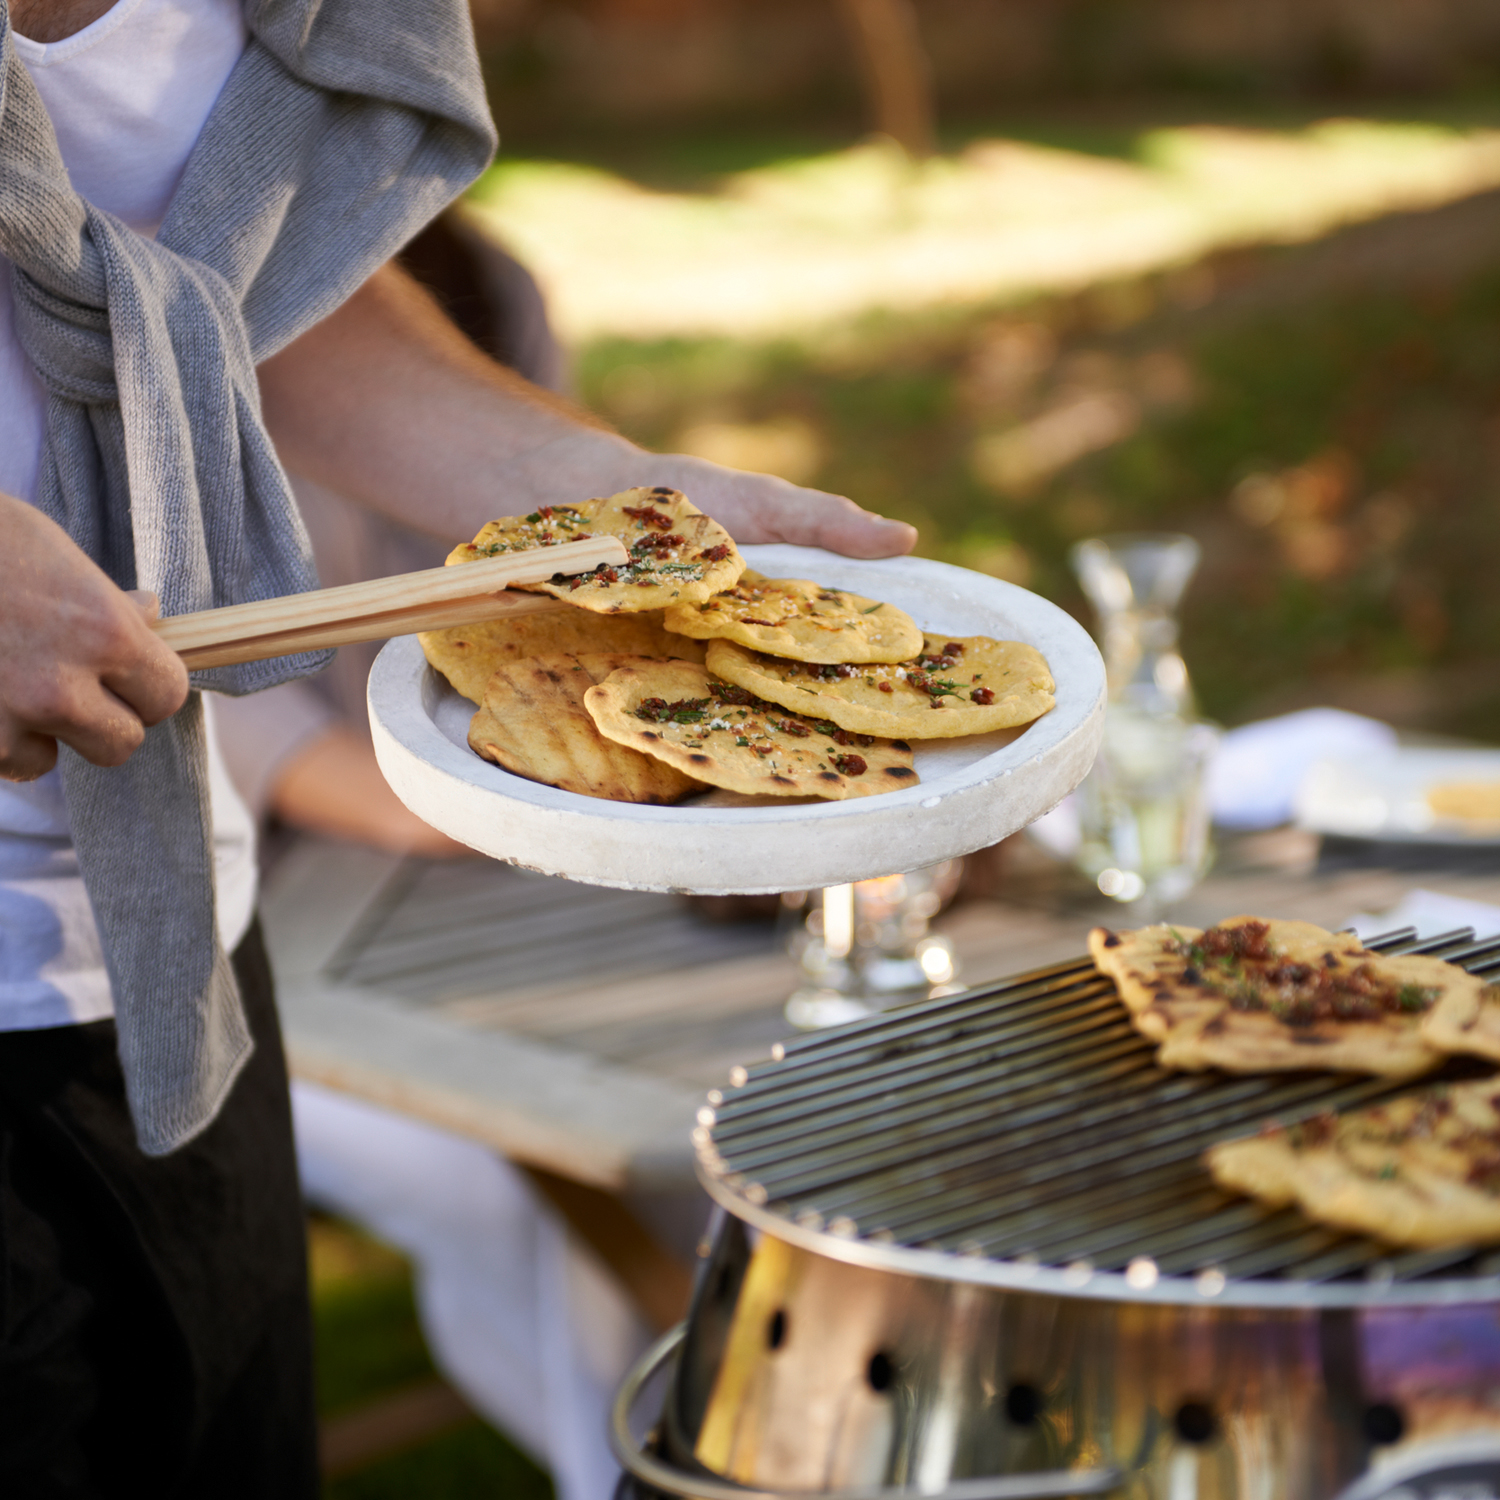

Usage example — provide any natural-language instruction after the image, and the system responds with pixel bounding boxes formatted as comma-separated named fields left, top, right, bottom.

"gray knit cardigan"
left=0, top=0, right=496, bottom=1152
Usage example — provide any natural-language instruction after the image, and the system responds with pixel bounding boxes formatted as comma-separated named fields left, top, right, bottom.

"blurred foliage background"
left=465, top=94, right=1500, bottom=742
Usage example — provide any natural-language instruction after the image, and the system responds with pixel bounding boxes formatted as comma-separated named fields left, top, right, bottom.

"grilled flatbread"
left=1420, top=977, right=1500, bottom=1065
left=421, top=609, right=704, bottom=704
left=704, top=634, right=1054, bottom=740
left=469, top=653, right=705, bottom=804
left=1087, top=916, right=1488, bottom=1078
left=447, top=487, right=743, bottom=613
left=1207, top=1078, right=1500, bottom=1248
left=583, top=660, right=919, bottom=801
left=662, top=572, right=922, bottom=664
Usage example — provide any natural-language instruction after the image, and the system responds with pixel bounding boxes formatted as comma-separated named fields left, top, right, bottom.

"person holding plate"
left=0, top=0, right=914, bottom=1492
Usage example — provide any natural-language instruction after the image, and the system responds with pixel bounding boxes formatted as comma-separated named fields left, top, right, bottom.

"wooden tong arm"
left=152, top=535, right=628, bottom=671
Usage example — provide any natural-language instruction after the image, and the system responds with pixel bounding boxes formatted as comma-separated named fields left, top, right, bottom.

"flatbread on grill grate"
left=1087, top=916, right=1488, bottom=1078
left=583, top=659, right=919, bottom=800
left=704, top=633, right=1054, bottom=740
left=446, top=487, right=744, bottom=613
left=468, top=653, right=705, bottom=804
left=1419, top=976, right=1500, bottom=1064
left=421, top=609, right=704, bottom=704
left=661, top=571, right=922, bottom=663
left=1206, top=1078, right=1500, bottom=1248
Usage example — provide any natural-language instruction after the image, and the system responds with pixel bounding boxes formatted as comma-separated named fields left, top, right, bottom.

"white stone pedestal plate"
left=369, top=545, right=1105, bottom=894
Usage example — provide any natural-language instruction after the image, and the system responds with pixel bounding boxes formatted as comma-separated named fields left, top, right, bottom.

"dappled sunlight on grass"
left=471, top=112, right=1500, bottom=340
left=575, top=229, right=1500, bottom=740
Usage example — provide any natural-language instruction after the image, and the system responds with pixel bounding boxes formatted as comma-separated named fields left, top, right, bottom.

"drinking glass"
left=1073, top=708, right=1220, bottom=919
left=784, top=861, right=964, bottom=1029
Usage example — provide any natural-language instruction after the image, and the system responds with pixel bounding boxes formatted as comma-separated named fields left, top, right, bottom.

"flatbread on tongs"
left=446, top=487, right=744, bottom=613
left=1087, top=915, right=1489, bottom=1079
left=583, top=659, right=918, bottom=801
left=1207, top=1077, right=1500, bottom=1248
left=662, top=571, right=922, bottom=663
left=704, top=633, right=1054, bottom=740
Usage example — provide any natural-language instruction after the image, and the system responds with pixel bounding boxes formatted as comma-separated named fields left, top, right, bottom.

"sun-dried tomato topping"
left=1198, top=921, right=1273, bottom=961
left=634, top=696, right=711, bottom=724
left=773, top=717, right=811, bottom=738
left=942, top=642, right=965, bottom=656
left=971, top=686, right=995, bottom=705
left=1291, top=1112, right=1337, bottom=1149
left=622, top=504, right=674, bottom=529
left=1175, top=921, right=1440, bottom=1025
left=877, top=681, right=894, bottom=693
left=1469, top=1157, right=1500, bottom=1195
left=630, top=533, right=686, bottom=557
left=698, top=544, right=732, bottom=562
left=830, top=752, right=867, bottom=776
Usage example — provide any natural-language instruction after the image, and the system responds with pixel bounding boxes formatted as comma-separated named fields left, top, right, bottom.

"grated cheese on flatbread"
left=583, top=659, right=918, bottom=801
left=705, top=633, right=1054, bottom=740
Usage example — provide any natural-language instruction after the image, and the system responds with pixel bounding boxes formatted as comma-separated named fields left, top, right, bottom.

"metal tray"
left=367, top=545, right=1105, bottom=894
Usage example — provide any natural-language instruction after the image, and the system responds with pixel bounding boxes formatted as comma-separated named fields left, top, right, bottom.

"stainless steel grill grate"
left=695, top=927, right=1500, bottom=1293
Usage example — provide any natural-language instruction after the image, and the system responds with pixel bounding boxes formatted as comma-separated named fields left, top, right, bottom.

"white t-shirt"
left=0, top=0, right=257, bottom=1030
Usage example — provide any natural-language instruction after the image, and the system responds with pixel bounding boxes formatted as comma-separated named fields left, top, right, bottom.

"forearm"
left=258, top=262, right=916, bottom=558
left=257, top=264, right=641, bottom=542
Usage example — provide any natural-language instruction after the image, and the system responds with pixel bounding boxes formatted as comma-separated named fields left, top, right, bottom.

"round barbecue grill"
left=613, top=925, right=1500, bottom=1500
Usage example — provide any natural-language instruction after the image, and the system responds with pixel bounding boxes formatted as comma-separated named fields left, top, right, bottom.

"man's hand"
left=0, top=496, right=189, bottom=781
left=606, top=452, right=915, bottom=559
left=258, top=263, right=917, bottom=558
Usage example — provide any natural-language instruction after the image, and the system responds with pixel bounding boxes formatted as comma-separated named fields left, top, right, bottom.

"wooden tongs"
left=150, top=536, right=629, bottom=671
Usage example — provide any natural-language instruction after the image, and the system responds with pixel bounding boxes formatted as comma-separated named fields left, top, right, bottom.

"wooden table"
left=263, top=825, right=1500, bottom=1196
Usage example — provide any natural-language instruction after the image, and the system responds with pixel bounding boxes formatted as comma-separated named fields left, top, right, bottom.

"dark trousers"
left=0, top=923, right=319, bottom=1499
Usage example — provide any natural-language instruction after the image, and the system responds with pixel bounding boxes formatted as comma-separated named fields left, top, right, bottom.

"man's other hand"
left=0, top=497, right=189, bottom=781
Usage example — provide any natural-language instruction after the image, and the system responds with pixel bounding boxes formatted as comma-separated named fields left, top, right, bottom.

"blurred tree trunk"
left=833, top=0, right=936, bottom=158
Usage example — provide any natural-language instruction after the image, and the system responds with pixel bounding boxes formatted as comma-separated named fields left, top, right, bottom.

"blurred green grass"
left=310, top=1215, right=554, bottom=1500
left=577, top=245, right=1500, bottom=740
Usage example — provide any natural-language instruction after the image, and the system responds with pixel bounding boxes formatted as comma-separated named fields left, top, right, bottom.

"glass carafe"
left=1071, top=532, right=1200, bottom=717
left=1070, top=533, right=1216, bottom=918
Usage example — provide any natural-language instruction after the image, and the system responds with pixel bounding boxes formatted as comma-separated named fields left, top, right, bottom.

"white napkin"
left=1347, top=889, right=1500, bottom=943
left=1207, top=708, right=1397, bottom=830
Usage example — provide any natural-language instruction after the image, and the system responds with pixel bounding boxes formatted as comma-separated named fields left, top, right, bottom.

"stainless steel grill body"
left=641, top=928, right=1500, bottom=1499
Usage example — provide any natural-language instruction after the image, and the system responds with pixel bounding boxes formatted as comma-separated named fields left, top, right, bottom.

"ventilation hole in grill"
left=1174, top=1401, right=1216, bottom=1445
left=1004, top=1383, right=1042, bottom=1426
left=1362, top=1402, right=1405, bottom=1446
left=867, top=1351, right=895, bottom=1393
left=767, top=1309, right=787, bottom=1351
